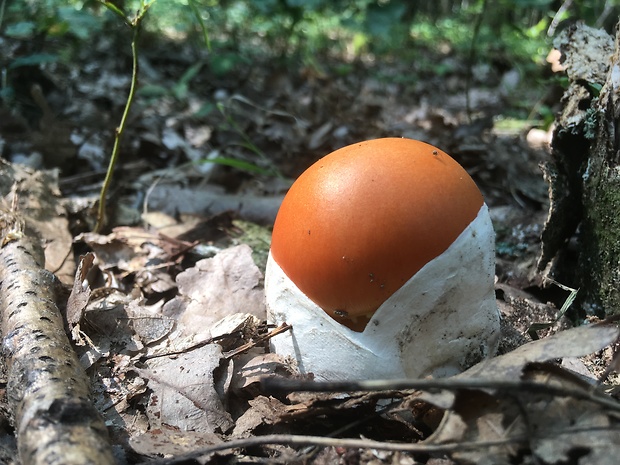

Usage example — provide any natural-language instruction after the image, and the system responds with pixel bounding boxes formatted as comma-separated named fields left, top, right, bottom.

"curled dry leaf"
left=210, top=313, right=262, bottom=351
left=77, top=227, right=179, bottom=273
left=459, top=322, right=620, bottom=381
left=231, top=351, right=294, bottom=398
left=232, top=396, right=290, bottom=438
left=66, top=252, right=95, bottom=331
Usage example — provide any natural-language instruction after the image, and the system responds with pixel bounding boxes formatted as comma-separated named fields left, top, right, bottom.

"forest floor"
left=0, top=30, right=618, bottom=464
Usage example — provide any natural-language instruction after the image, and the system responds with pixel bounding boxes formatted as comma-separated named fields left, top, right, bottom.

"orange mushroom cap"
left=270, top=138, right=484, bottom=331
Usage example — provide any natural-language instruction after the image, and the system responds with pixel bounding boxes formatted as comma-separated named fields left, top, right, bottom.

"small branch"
left=224, top=323, right=291, bottom=359
left=261, top=376, right=620, bottom=413
left=141, top=432, right=532, bottom=464
left=548, top=0, right=574, bottom=37
left=140, top=323, right=291, bottom=362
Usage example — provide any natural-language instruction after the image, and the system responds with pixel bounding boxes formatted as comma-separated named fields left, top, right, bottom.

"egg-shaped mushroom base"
left=265, top=204, right=500, bottom=381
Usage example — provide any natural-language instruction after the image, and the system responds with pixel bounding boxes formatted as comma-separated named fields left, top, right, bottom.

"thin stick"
left=261, top=376, right=620, bottom=413
left=138, top=432, right=540, bottom=464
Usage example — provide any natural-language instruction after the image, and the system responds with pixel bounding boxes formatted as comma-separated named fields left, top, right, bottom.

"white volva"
left=265, top=204, right=500, bottom=380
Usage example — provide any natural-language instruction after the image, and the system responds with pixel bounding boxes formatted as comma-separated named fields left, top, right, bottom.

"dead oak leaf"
left=165, top=244, right=266, bottom=339
left=140, top=343, right=233, bottom=434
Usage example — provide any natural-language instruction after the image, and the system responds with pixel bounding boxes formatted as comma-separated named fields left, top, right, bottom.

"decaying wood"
left=539, top=22, right=620, bottom=316
left=0, top=204, right=114, bottom=464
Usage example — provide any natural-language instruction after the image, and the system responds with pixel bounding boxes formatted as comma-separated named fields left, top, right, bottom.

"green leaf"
left=171, top=62, right=204, bottom=100
left=137, top=84, right=170, bottom=98
left=527, top=279, right=578, bottom=340
left=364, top=1, right=407, bottom=38
left=199, top=157, right=274, bottom=175
left=9, top=54, right=58, bottom=69
left=586, top=81, right=603, bottom=97
left=193, top=102, right=216, bottom=118
left=188, top=0, right=211, bottom=50
left=100, top=1, right=130, bottom=24
left=5, top=21, right=36, bottom=39
left=57, top=6, right=103, bottom=40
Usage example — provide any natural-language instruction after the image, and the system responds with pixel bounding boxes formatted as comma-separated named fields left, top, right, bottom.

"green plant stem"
left=95, top=19, right=142, bottom=232
left=0, top=0, right=6, bottom=30
left=188, top=0, right=211, bottom=50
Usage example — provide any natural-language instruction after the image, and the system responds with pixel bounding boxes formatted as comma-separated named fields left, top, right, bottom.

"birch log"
left=0, top=206, right=115, bottom=464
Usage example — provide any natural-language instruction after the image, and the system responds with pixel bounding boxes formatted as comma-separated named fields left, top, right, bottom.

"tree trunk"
left=539, top=22, right=620, bottom=317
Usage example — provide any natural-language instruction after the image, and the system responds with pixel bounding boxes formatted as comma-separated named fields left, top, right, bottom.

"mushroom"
left=265, top=138, right=500, bottom=380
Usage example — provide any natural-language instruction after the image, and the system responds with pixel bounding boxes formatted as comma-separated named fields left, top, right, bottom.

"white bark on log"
left=0, top=207, right=115, bottom=464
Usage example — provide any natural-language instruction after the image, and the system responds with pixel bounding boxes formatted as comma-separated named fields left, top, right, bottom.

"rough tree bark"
left=0, top=192, right=115, bottom=462
left=539, top=22, right=620, bottom=316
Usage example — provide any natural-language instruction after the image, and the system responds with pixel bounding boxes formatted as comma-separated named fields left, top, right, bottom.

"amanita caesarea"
left=265, top=138, right=500, bottom=380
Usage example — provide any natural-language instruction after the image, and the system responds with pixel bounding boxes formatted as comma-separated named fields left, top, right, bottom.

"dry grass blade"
left=0, top=201, right=115, bottom=464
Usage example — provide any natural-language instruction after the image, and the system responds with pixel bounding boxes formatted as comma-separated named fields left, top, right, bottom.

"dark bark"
left=539, top=22, right=620, bottom=316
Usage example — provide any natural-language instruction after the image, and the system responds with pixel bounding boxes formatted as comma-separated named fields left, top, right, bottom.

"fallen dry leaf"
left=460, top=322, right=619, bottom=381
left=126, top=299, right=175, bottom=346
left=129, top=426, right=224, bottom=460
left=66, top=252, right=95, bottom=329
left=232, top=395, right=289, bottom=438
left=231, top=351, right=294, bottom=398
left=139, top=343, right=234, bottom=434
left=166, top=244, right=266, bottom=339
left=431, top=363, right=620, bottom=465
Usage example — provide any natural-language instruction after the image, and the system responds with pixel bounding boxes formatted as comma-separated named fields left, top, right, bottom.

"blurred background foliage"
left=1, top=0, right=619, bottom=122
left=5, top=1, right=619, bottom=58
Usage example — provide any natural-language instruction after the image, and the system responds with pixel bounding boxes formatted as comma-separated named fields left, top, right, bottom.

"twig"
left=224, top=322, right=291, bottom=359
left=140, top=323, right=291, bottom=362
left=548, top=0, right=574, bottom=36
left=140, top=432, right=533, bottom=464
left=261, top=376, right=620, bottom=413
